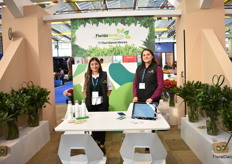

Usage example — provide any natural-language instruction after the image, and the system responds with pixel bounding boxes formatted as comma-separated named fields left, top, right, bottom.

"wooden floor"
left=27, top=104, right=202, bottom=164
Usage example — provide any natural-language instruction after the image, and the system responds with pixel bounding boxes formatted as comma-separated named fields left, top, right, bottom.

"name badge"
left=139, top=83, right=145, bottom=89
left=92, top=91, right=99, bottom=97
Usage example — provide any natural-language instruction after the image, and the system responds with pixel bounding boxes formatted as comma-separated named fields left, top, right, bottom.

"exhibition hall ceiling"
left=0, top=0, right=232, bottom=42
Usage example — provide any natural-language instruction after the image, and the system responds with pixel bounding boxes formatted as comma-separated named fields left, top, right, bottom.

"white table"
left=181, top=117, right=232, bottom=164
left=55, top=111, right=170, bottom=132
left=55, top=103, right=170, bottom=163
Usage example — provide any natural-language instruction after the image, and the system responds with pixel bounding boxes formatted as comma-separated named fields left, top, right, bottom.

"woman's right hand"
left=133, top=97, right=138, bottom=102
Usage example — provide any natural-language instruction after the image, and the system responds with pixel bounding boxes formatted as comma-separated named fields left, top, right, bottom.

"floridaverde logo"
left=148, top=70, right=154, bottom=73
left=95, top=28, right=131, bottom=40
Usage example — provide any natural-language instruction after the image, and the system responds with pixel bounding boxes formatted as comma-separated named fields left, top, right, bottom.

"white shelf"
left=181, top=117, right=232, bottom=164
left=0, top=121, right=50, bottom=164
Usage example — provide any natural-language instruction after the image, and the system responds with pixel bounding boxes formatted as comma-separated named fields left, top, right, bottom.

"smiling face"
left=90, top=60, right=100, bottom=73
left=142, top=50, right=154, bottom=64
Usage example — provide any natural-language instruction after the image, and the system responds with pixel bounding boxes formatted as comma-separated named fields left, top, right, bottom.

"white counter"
left=0, top=121, right=50, bottom=164
left=181, top=117, right=232, bottom=164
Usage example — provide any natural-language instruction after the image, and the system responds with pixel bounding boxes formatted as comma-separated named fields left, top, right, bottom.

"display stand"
left=181, top=117, right=232, bottom=164
left=0, top=121, right=50, bottom=164
left=157, top=100, right=178, bottom=125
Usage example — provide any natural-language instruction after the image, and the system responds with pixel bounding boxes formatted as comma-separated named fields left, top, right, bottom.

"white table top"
left=55, top=103, right=170, bottom=132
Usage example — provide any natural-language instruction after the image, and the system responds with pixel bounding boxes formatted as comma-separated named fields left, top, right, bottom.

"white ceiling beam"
left=43, top=9, right=181, bottom=22
left=44, top=0, right=66, bottom=15
left=200, top=0, right=215, bottom=9
left=3, top=0, right=34, bottom=18
left=168, top=0, right=181, bottom=8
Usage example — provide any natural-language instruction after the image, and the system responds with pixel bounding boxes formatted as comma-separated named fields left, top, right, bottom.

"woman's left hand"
left=146, top=98, right=153, bottom=103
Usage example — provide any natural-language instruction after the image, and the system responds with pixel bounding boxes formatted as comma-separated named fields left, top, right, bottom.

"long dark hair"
left=141, top=49, right=158, bottom=65
left=84, top=57, right=103, bottom=91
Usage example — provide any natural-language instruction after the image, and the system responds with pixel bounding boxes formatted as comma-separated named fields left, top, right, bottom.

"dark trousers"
left=60, top=75, right=64, bottom=85
left=91, top=103, right=106, bottom=145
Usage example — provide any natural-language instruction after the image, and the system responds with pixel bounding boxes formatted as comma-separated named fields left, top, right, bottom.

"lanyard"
left=141, top=68, right=146, bottom=82
left=92, top=77, right=99, bottom=90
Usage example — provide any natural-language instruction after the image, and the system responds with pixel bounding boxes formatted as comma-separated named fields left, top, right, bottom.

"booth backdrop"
left=73, top=63, right=138, bottom=111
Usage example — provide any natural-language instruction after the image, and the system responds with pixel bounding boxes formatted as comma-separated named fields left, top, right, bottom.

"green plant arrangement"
left=175, top=81, right=203, bottom=122
left=197, top=83, right=223, bottom=136
left=219, top=99, right=232, bottom=151
left=0, top=111, right=10, bottom=125
left=0, top=92, right=12, bottom=125
left=19, top=81, right=51, bottom=127
left=196, top=75, right=232, bottom=136
left=219, top=85, right=232, bottom=132
left=0, top=89, right=28, bottom=140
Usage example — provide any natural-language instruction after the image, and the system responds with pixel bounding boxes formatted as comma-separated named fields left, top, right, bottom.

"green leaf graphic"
left=124, top=30, right=129, bottom=35
left=124, top=35, right=131, bottom=39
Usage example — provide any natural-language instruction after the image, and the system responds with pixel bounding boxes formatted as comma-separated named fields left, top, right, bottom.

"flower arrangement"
left=63, top=88, right=74, bottom=105
left=56, top=72, right=61, bottom=76
left=54, top=72, right=62, bottom=80
left=164, top=79, right=177, bottom=92
left=164, top=79, right=177, bottom=107
left=63, top=88, right=73, bottom=97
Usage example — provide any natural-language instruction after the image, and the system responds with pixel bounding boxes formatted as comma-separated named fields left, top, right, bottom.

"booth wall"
left=176, top=0, right=228, bottom=125
left=0, top=5, right=56, bottom=131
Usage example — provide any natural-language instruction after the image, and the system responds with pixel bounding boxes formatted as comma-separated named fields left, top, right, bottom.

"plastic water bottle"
left=74, top=100, right=79, bottom=118
left=78, top=104, right=82, bottom=117
left=81, top=100, right=87, bottom=117
left=67, top=101, right=73, bottom=120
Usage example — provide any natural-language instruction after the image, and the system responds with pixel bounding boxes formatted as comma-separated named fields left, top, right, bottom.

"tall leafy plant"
left=219, top=85, right=232, bottom=132
left=175, top=81, right=203, bottom=122
left=196, top=83, right=223, bottom=135
left=18, top=81, right=51, bottom=127
left=175, top=81, right=203, bottom=107
left=0, top=89, right=28, bottom=140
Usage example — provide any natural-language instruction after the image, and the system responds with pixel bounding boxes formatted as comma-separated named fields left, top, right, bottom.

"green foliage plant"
left=19, top=81, right=51, bottom=109
left=0, top=111, right=9, bottom=124
left=0, top=89, right=28, bottom=120
left=0, top=89, right=28, bottom=140
left=0, top=92, right=12, bottom=124
left=175, top=81, right=203, bottom=122
left=196, top=83, right=224, bottom=135
left=219, top=86, right=232, bottom=132
left=18, top=81, right=51, bottom=127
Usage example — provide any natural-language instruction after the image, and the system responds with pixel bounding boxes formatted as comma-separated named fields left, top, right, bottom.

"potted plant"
left=175, top=81, right=203, bottom=122
left=0, top=111, right=10, bottom=125
left=219, top=85, right=232, bottom=132
left=163, top=79, right=177, bottom=107
left=19, top=81, right=51, bottom=127
left=220, top=98, right=232, bottom=150
left=0, top=89, right=28, bottom=140
left=196, top=83, right=223, bottom=136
